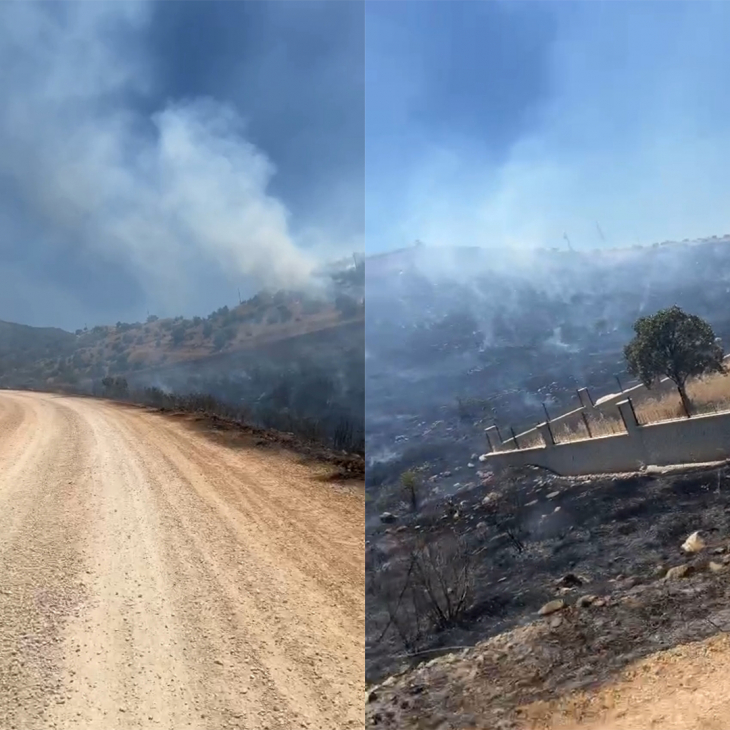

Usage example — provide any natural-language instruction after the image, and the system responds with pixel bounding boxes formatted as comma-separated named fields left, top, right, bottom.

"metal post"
left=510, top=426, right=519, bottom=450
left=581, top=411, right=593, bottom=437
left=615, top=375, right=623, bottom=392
left=494, top=423, right=503, bottom=443
left=542, top=403, right=554, bottom=443
left=485, top=429, right=493, bottom=452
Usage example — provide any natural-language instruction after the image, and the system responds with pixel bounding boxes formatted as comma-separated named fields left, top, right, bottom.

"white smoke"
left=0, top=1, right=321, bottom=318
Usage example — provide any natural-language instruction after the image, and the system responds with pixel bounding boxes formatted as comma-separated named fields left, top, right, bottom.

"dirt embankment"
left=367, top=463, right=730, bottom=728
left=0, top=390, right=364, bottom=730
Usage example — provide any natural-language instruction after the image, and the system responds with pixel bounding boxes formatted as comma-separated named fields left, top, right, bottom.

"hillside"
left=365, top=236, right=730, bottom=487
left=0, top=273, right=364, bottom=450
left=0, top=321, right=77, bottom=381
left=0, top=291, right=359, bottom=387
left=366, top=461, right=730, bottom=728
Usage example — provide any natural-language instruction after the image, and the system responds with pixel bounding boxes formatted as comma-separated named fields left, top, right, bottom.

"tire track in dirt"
left=104, top=404, right=364, bottom=728
left=0, top=392, right=96, bottom=730
left=0, top=391, right=364, bottom=730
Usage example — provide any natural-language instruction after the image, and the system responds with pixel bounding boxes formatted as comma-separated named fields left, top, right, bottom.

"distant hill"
left=0, top=275, right=364, bottom=451
left=0, top=284, right=362, bottom=389
left=0, top=320, right=77, bottom=386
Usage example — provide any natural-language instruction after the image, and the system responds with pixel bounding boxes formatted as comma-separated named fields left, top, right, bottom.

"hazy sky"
left=0, top=1, right=363, bottom=329
left=366, top=1, right=730, bottom=254
left=7, top=1, right=730, bottom=329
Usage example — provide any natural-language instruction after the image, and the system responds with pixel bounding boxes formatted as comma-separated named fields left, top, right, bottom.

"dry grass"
left=635, top=372, right=730, bottom=423
left=556, top=372, right=730, bottom=444
left=552, top=414, right=627, bottom=444
left=494, top=415, right=626, bottom=451
left=493, top=429, right=545, bottom=452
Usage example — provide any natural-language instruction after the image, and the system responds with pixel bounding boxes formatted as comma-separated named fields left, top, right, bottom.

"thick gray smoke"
left=0, top=2, right=334, bottom=320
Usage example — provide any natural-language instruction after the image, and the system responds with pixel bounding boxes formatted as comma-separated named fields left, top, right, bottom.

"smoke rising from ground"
left=0, top=2, right=334, bottom=324
left=369, top=2, right=730, bottom=254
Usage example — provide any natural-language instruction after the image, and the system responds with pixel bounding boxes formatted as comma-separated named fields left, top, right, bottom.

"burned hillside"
left=365, top=238, right=730, bottom=490
left=366, top=461, right=730, bottom=729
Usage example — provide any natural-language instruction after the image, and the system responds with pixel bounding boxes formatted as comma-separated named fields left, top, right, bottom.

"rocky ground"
left=366, top=461, right=730, bottom=728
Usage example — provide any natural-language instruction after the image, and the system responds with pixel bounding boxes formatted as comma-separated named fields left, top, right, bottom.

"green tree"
left=171, top=325, right=186, bottom=346
left=400, top=470, right=420, bottom=513
left=624, top=306, right=725, bottom=414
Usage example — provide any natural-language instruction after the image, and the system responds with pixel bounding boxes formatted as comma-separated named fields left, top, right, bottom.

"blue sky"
left=5, top=1, right=730, bottom=327
left=365, top=0, right=730, bottom=253
left=0, top=1, right=363, bottom=328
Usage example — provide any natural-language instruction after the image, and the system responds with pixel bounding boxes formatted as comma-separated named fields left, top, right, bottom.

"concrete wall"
left=492, top=354, right=730, bottom=452
left=486, top=399, right=730, bottom=476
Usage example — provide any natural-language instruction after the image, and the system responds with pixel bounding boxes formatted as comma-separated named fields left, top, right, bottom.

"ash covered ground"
left=366, top=462, right=730, bottom=728
left=365, top=239, right=730, bottom=496
left=365, top=239, right=730, bottom=724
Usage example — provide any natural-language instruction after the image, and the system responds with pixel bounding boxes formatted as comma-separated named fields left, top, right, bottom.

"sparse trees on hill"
left=624, top=306, right=725, bottom=414
left=212, top=326, right=236, bottom=351
left=171, top=325, right=187, bottom=346
left=100, top=376, right=129, bottom=399
left=400, top=470, right=419, bottom=512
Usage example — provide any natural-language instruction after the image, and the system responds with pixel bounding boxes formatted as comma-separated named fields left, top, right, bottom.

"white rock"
left=682, top=531, right=706, bottom=554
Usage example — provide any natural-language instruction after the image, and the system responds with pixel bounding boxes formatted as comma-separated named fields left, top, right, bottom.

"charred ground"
left=366, top=238, right=730, bottom=494
left=366, top=462, right=730, bottom=704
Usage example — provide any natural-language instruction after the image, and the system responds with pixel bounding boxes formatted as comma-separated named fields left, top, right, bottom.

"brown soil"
left=366, top=562, right=730, bottom=729
left=141, top=405, right=365, bottom=479
left=0, top=390, right=364, bottom=730
left=521, top=632, right=730, bottom=730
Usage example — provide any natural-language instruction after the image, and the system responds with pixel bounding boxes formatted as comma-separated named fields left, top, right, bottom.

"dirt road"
left=0, top=390, right=364, bottom=730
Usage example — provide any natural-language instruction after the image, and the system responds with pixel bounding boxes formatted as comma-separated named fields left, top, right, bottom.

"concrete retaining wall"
left=486, top=399, right=730, bottom=476
left=493, top=354, right=730, bottom=453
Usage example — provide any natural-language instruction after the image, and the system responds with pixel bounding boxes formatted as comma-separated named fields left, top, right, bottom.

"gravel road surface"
left=0, top=390, right=363, bottom=730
